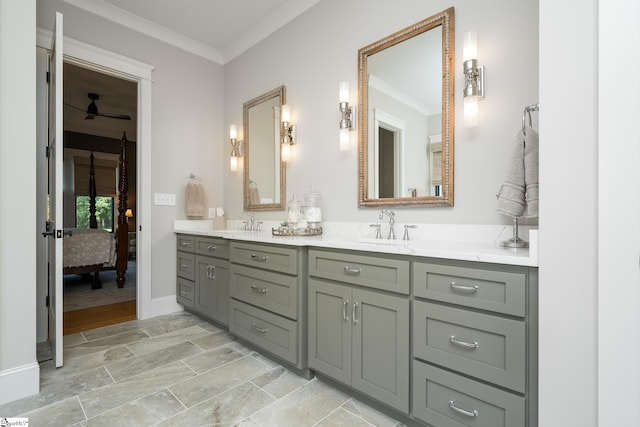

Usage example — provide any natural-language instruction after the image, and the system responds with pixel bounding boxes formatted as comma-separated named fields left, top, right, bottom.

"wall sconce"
left=462, top=31, right=485, bottom=128
left=339, top=81, right=356, bottom=151
left=281, top=104, right=296, bottom=162
left=229, top=124, right=242, bottom=172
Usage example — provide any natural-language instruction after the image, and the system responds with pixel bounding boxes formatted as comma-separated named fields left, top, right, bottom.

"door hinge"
left=46, top=71, right=50, bottom=83
left=46, top=146, right=50, bottom=158
left=46, top=295, right=50, bottom=307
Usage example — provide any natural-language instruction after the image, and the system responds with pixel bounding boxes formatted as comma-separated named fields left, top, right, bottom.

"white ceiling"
left=63, top=0, right=320, bottom=141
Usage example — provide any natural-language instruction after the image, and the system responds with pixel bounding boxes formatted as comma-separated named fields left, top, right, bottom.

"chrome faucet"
left=370, top=223, right=382, bottom=239
left=379, top=209, right=396, bottom=239
left=403, top=225, right=417, bottom=241
left=239, top=212, right=257, bottom=232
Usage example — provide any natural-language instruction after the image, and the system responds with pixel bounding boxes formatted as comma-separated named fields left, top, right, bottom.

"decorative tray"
left=272, top=226, right=323, bottom=236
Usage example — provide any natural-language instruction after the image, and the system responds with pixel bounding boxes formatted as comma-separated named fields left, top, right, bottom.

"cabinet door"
left=308, top=278, right=351, bottom=385
left=195, top=255, right=229, bottom=326
left=351, top=287, right=410, bottom=413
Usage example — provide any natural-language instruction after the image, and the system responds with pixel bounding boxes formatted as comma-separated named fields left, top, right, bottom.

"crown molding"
left=63, top=0, right=320, bottom=65
left=63, top=0, right=224, bottom=64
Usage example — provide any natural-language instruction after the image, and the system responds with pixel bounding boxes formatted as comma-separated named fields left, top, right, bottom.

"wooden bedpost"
left=116, top=132, right=129, bottom=288
left=89, top=151, right=97, bottom=229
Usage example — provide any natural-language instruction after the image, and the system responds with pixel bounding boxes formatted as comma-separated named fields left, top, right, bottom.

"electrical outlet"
left=154, top=193, right=176, bottom=205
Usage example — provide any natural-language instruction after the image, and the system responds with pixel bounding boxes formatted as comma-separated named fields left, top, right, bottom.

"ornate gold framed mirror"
left=243, top=85, right=286, bottom=211
left=358, top=7, right=454, bottom=207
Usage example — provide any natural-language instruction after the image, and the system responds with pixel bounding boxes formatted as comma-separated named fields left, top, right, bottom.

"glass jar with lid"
left=287, top=194, right=303, bottom=228
left=304, top=185, right=322, bottom=228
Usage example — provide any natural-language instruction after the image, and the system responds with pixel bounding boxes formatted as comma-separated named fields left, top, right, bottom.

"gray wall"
left=37, top=0, right=225, bottom=300
left=223, top=0, right=539, bottom=225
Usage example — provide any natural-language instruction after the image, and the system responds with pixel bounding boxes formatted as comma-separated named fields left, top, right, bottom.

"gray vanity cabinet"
left=229, top=241, right=308, bottom=374
left=411, top=260, right=537, bottom=427
left=176, top=234, right=230, bottom=326
left=308, top=249, right=410, bottom=413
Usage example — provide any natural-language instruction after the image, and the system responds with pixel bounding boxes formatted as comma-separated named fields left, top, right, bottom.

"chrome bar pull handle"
left=448, top=400, right=478, bottom=418
left=251, top=322, right=268, bottom=334
left=251, top=253, right=269, bottom=262
left=449, top=335, right=479, bottom=350
left=250, top=284, right=268, bottom=294
left=352, top=302, right=359, bottom=324
left=343, top=299, right=349, bottom=321
left=450, top=282, right=479, bottom=293
left=180, top=241, right=191, bottom=247
left=207, top=245, right=216, bottom=251
left=344, top=266, right=362, bottom=275
left=181, top=263, right=190, bottom=269
left=209, top=265, right=216, bottom=279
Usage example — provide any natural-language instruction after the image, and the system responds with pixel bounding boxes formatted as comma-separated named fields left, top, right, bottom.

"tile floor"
left=1, top=311, right=406, bottom=426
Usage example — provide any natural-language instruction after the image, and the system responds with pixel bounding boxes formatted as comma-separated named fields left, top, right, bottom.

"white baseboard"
left=0, top=362, right=40, bottom=405
left=151, top=295, right=183, bottom=318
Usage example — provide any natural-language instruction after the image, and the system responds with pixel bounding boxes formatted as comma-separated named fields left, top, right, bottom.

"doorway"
left=62, top=62, right=138, bottom=334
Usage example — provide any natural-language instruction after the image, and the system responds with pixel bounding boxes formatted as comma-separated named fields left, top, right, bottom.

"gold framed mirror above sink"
left=358, top=7, right=455, bottom=207
left=243, top=85, right=286, bottom=211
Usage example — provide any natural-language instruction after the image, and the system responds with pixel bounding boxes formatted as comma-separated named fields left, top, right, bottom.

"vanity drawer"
left=308, top=249, right=410, bottom=295
left=176, top=277, right=195, bottom=309
left=229, top=299, right=298, bottom=365
left=413, top=261, right=526, bottom=316
left=413, top=301, right=526, bottom=392
left=412, top=361, right=525, bottom=427
left=230, top=264, right=298, bottom=320
left=177, top=234, right=195, bottom=253
left=231, top=242, right=298, bottom=275
left=177, top=251, right=196, bottom=281
left=195, top=236, right=229, bottom=259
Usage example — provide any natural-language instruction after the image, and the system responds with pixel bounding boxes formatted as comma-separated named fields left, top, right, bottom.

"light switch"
left=154, top=193, right=176, bottom=205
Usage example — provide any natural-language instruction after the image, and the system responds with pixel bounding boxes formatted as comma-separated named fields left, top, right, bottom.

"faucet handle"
left=370, top=223, right=382, bottom=239
left=403, top=225, right=418, bottom=241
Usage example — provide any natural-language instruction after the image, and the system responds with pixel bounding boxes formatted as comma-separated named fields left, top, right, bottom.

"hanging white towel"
left=185, top=182, right=206, bottom=218
left=496, top=128, right=539, bottom=218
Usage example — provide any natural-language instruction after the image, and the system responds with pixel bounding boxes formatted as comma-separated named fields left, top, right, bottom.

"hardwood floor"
left=63, top=300, right=136, bottom=335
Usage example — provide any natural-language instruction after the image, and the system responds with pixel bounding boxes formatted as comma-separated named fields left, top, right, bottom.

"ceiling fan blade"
left=97, top=112, right=131, bottom=120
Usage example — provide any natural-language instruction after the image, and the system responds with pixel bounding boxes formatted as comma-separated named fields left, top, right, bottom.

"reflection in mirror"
left=358, top=7, right=454, bottom=207
left=243, top=86, right=286, bottom=211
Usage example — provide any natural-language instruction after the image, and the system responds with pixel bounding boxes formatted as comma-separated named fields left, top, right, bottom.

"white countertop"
left=173, top=220, right=538, bottom=267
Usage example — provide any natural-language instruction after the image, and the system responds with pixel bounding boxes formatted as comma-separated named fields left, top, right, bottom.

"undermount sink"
left=357, top=237, right=404, bottom=246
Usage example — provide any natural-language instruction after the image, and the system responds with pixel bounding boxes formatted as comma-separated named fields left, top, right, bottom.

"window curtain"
left=74, top=156, right=118, bottom=197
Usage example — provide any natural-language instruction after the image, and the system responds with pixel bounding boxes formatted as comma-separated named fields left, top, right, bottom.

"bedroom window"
left=75, top=196, right=115, bottom=232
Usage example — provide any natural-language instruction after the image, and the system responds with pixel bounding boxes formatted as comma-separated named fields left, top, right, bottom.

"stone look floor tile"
left=342, top=399, right=401, bottom=427
left=250, top=366, right=310, bottom=399
left=106, top=341, right=202, bottom=381
left=182, top=345, right=245, bottom=374
left=251, top=378, right=350, bottom=427
left=64, top=330, right=149, bottom=361
left=7, top=312, right=403, bottom=426
left=22, top=396, right=86, bottom=427
left=79, top=361, right=196, bottom=418
left=158, top=382, right=274, bottom=426
left=190, top=330, right=237, bottom=350
left=84, top=388, right=185, bottom=426
left=169, top=356, right=269, bottom=408
left=316, top=407, right=375, bottom=427
left=126, top=324, right=210, bottom=355
left=40, top=346, right=134, bottom=381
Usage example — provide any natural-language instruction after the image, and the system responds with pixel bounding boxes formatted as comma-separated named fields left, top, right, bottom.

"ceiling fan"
left=65, top=92, right=131, bottom=120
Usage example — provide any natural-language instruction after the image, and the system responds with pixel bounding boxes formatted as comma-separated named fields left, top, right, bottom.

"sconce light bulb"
left=229, top=124, right=237, bottom=139
left=463, top=31, right=477, bottom=62
left=339, top=81, right=349, bottom=103
left=281, top=104, right=291, bottom=123
left=464, top=95, right=479, bottom=128
left=281, top=142, right=291, bottom=162
left=339, top=128, right=350, bottom=151
left=230, top=155, right=238, bottom=172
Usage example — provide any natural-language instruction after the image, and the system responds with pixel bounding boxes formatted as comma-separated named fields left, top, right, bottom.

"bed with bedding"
left=63, top=133, right=130, bottom=289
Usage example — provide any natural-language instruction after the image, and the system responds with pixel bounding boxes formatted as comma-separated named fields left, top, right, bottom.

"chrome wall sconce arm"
left=229, top=124, right=243, bottom=171
left=281, top=104, right=296, bottom=162
left=339, top=81, right=356, bottom=151
left=462, top=31, right=485, bottom=128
